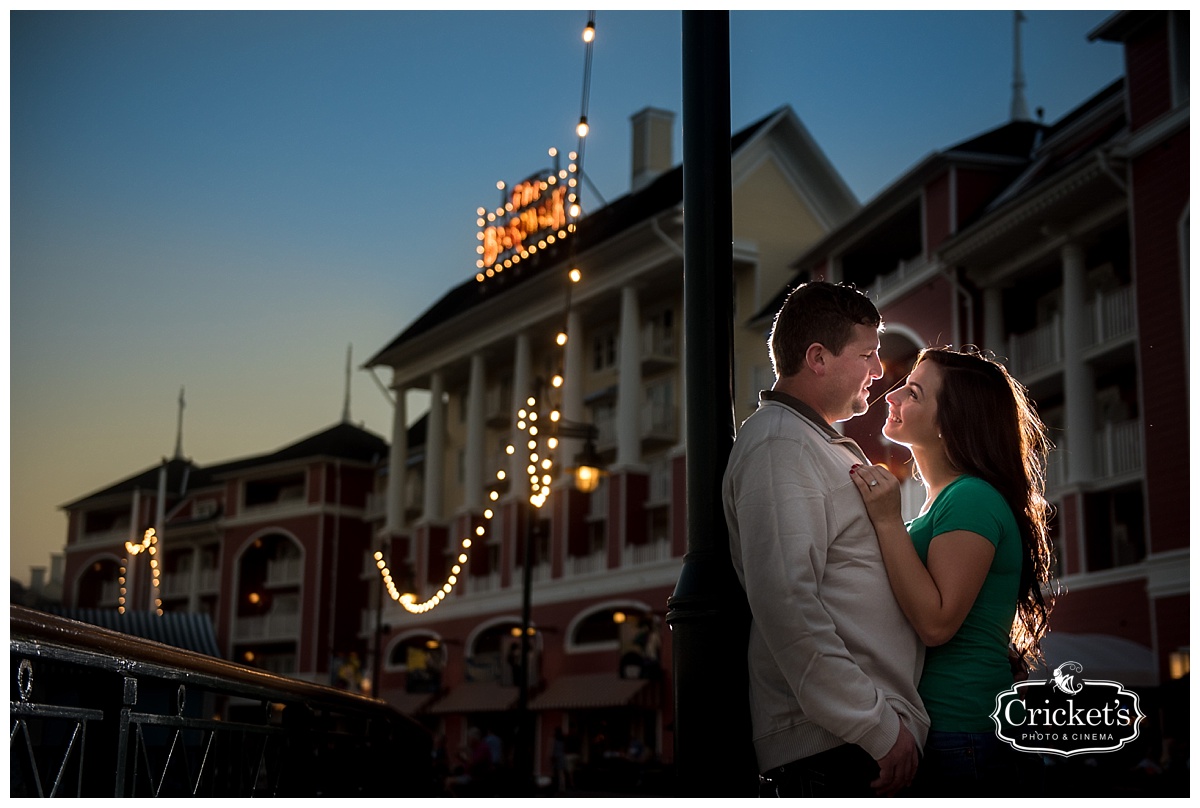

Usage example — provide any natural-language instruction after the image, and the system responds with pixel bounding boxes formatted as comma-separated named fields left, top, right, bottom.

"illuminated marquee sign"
left=475, top=148, right=580, bottom=282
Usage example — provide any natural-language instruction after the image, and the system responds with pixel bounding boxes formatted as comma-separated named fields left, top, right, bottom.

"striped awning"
left=427, top=682, right=519, bottom=714
left=529, top=673, right=653, bottom=711
left=47, top=608, right=221, bottom=658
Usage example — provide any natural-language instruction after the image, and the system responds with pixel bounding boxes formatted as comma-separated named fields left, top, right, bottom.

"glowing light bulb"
left=556, top=332, right=568, bottom=346
left=570, top=203, right=581, bottom=218
left=576, top=117, right=589, bottom=138
left=583, top=21, right=595, bottom=42
left=570, top=268, right=581, bottom=282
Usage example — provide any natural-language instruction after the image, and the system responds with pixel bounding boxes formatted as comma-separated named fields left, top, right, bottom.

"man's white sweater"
left=723, top=393, right=929, bottom=772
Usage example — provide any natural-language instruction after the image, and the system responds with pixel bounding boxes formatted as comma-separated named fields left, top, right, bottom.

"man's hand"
left=871, top=721, right=918, bottom=797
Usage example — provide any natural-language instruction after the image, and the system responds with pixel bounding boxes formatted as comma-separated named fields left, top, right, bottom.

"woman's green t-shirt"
left=907, top=475, right=1021, bottom=732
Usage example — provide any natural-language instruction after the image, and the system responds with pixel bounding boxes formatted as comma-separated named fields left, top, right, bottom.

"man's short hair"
left=769, top=281, right=882, bottom=378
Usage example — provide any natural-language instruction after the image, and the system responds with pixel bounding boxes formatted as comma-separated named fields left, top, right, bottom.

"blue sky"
left=8, top=9, right=1126, bottom=583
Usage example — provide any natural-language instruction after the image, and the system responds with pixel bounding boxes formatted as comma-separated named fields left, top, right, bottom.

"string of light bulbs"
left=119, top=527, right=163, bottom=615
left=379, top=12, right=597, bottom=615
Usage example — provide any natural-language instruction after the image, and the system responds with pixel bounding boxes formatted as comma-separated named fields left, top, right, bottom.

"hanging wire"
left=383, top=10, right=600, bottom=615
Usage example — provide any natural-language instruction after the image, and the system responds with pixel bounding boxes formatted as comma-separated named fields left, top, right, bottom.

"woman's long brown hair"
left=918, top=346, right=1056, bottom=669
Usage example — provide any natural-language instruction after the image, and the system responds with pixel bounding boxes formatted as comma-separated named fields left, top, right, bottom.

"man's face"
left=823, top=323, right=884, bottom=422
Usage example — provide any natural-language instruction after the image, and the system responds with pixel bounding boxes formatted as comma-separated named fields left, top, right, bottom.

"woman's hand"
left=850, top=463, right=904, bottom=527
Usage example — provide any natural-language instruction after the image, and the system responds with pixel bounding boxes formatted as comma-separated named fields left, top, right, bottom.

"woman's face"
left=882, top=359, right=944, bottom=449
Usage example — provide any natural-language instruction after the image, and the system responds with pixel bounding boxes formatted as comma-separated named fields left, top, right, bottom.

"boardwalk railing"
left=9, top=605, right=434, bottom=798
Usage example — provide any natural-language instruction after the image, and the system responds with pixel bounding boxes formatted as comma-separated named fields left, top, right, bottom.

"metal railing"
left=9, top=605, right=434, bottom=798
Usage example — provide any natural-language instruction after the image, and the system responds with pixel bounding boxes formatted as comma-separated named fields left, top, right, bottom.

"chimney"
left=630, top=107, right=676, bottom=193
left=30, top=567, right=46, bottom=597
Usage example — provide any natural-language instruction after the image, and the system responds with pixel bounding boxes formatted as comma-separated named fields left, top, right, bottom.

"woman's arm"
left=851, top=465, right=995, bottom=647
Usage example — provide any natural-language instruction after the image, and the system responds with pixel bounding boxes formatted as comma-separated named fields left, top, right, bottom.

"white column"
left=386, top=379, right=408, bottom=534
left=562, top=309, right=586, bottom=462
left=424, top=371, right=446, bottom=521
left=510, top=333, right=531, bottom=484
left=1061, top=242, right=1094, bottom=483
left=616, top=286, right=642, bottom=467
left=465, top=354, right=486, bottom=512
left=983, top=285, right=1005, bottom=358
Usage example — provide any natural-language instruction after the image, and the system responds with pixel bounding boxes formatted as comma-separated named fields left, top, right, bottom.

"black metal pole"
left=665, top=10, right=757, bottom=797
left=516, top=506, right=535, bottom=793
left=373, top=538, right=386, bottom=692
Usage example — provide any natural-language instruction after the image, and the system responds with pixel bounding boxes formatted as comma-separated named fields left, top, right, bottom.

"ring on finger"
left=869, top=480, right=878, bottom=487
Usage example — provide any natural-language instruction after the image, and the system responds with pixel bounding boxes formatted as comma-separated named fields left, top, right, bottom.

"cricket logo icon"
left=991, top=661, right=1145, bottom=757
left=1051, top=661, right=1084, bottom=695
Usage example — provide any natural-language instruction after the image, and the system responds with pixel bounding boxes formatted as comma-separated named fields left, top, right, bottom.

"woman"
left=850, top=346, right=1055, bottom=796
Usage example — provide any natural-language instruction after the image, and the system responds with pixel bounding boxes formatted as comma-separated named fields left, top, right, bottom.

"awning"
left=427, top=682, right=518, bottom=714
left=47, top=608, right=221, bottom=658
left=384, top=690, right=437, bottom=716
left=1035, top=632, right=1158, bottom=687
left=529, top=673, right=654, bottom=711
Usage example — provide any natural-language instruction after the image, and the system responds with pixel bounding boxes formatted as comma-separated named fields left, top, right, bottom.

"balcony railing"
left=363, top=492, right=387, bottom=522
left=9, top=605, right=434, bottom=797
left=160, top=569, right=221, bottom=598
left=1007, top=314, right=1062, bottom=377
left=265, top=557, right=302, bottom=588
left=1093, top=419, right=1143, bottom=479
left=867, top=255, right=931, bottom=300
left=233, top=611, right=301, bottom=642
left=470, top=570, right=502, bottom=594
left=568, top=550, right=607, bottom=577
left=626, top=540, right=673, bottom=566
left=1086, top=285, right=1136, bottom=347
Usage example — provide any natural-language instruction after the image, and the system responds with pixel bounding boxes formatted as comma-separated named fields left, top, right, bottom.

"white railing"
left=530, top=561, right=551, bottom=584
left=470, top=570, right=502, bottom=594
left=1007, top=314, right=1062, bottom=377
left=641, top=401, right=676, bottom=441
left=98, top=581, right=120, bottom=606
left=594, top=409, right=617, bottom=449
left=363, top=491, right=387, bottom=521
left=1086, top=285, right=1136, bottom=347
left=159, top=574, right=191, bottom=598
left=626, top=540, right=672, bottom=566
left=568, top=551, right=607, bottom=577
left=233, top=610, right=300, bottom=641
left=871, top=255, right=930, bottom=299
left=1045, top=448, right=1066, bottom=493
left=588, top=480, right=609, bottom=520
left=648, top=459, right=673, bottom=504
left=485, top=386, right=511, bottom=422
left=1093, top=419, right=1143, bottom=479
left=160, top=568, right=221, bottom=597
left=641, top=322, right=676, bottom=360
left=266, top=556, right=303, bottom=587
left=196, top=568, right=219, bottom=592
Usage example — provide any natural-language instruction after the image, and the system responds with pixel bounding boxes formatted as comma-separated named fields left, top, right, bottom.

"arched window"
left=389, top=633, right=445, bottom=693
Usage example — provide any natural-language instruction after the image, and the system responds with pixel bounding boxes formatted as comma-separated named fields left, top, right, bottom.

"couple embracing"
left=724, top=281, right=1055, bottom=797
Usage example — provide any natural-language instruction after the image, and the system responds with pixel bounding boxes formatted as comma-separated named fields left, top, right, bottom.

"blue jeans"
left=913, top=730, right=1043, bottom=796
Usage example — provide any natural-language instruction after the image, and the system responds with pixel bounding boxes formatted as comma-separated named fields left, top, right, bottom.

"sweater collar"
left=759, top=390, right=845, bottom=441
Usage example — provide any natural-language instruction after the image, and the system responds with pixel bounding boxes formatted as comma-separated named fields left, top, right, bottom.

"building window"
left=643, top=307, right=675, bottom=357
left=388, top=634, right=445, bottom=693
left=244, top=472, right=305, bottom=508
left=1083, top=486, right=1145, bottom=571
left=592, top=328, right=617, bottom=371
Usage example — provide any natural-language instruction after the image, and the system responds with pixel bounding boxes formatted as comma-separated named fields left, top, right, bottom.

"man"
left=723, top=281, right=928, bottom=797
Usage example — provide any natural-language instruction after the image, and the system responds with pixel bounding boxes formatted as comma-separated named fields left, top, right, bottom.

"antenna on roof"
left=173, top=387, right=185, bottom=460
left=342, top=344, right=352, bottom=424
left=1011, top=11, right=1032, bottom=122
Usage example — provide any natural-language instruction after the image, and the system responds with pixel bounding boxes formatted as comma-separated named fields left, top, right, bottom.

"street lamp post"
left=666, top=10, right=757, bottom=797
left=514, top=414, right=604, bottom=794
